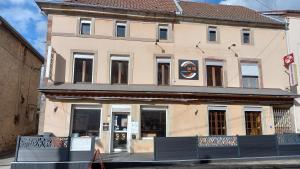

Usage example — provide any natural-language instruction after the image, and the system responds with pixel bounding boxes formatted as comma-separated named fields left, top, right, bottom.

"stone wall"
left=0, top=24, right=43, bottom=154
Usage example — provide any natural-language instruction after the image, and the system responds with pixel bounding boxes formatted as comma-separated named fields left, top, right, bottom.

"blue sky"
left=1, top=0, right=300, bottom=56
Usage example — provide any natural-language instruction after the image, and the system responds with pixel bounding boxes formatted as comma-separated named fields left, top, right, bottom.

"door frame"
left=109, top=105, right=131, bottom=153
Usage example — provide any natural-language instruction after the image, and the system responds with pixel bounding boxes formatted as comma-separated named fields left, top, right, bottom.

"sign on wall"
left=70, top=137, right=92, bottom=151
left=178, top=60, right=199, bottom=80
left=283, top=53, right=294, bottom=68
left=130, top=122, right=139, bottom=134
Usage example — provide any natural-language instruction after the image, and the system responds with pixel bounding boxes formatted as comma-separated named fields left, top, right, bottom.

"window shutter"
left=241, top=63, right=259, bottom=76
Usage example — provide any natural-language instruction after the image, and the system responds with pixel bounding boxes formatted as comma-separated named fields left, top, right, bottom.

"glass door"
left=113, top=113, right=128, bottom=151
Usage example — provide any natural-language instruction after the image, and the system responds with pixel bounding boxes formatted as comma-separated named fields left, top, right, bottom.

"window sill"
left=78, top=34, right=93, bottom=38
left=207, top=41, right=220, bottom=44
left=157, top=39, right=173, bottom=43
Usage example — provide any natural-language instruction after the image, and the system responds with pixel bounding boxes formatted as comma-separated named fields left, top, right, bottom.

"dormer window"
left=158, top=25, right=168, bottom=40
left=80, top=19, right=91, bottom=35
left=116, top=21, right=127, bottom=37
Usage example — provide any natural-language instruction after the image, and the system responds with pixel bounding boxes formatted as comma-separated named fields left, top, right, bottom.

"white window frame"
left=140, top=106, right=168, bottom=140
left=70, top=105, right=102, bottom=139
left=158, top=25, right=169, bottom=40
left=241, top=62, right=260, bottom=88
left=242, top=29, right=251, bottom=45
left=80, top=19, right=92, bottom=35
left=109, top=55, right=130, bottom=84
left=156, top=57, right=171, bottom=85
left=208, top=26, right=218, bottom=42
left=115, top=21, right=127, bottom=37
left=72, top=53, right=94, bottom=83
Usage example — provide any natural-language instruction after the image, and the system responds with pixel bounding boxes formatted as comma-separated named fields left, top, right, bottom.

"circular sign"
left=180, top=60, right=198, bottom=79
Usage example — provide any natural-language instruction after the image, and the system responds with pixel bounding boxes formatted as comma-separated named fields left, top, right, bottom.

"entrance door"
left=245, top=111, right=262, bottom=135
left=112, top=113, right=128, bottom=151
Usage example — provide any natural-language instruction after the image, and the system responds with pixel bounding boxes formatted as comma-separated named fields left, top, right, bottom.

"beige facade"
left=38, top=1, right=296, bottom=154
left=0, top=17, right=44, bottom=153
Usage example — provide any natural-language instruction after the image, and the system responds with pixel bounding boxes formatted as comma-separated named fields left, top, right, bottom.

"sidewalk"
left=0, top=152, right=15, bottom=169
left=99, top=153, right=300, bottom=168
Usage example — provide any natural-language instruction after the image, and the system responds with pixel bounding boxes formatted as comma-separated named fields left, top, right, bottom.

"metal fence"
left=154, top=134, right=300, bottom=161
left=15, top=136, right=95, bottom=162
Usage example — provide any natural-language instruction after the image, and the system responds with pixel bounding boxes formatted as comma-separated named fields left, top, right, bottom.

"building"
left=0, top=16, right=44, bottom=154
left=37, top=0, right=297, bottom=154
left=262, top=10, right=300, bottom=133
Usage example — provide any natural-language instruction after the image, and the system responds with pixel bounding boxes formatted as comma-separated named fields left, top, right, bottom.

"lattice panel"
left=198, top=136, right=237, bottom=147
left=19, top=137, right=69, bottom=150
left=277, top=134, right=300, bottom=145
left=273, top=108, right=294, bottom=134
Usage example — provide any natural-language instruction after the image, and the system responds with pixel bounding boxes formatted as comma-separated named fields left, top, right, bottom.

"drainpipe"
left=173, top=0, right=183, bottom=15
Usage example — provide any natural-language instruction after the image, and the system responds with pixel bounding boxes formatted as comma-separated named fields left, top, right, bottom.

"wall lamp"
left=228, top=43, right=238, bottom=57
left=155, top=39, right=165, bottom=53
left=196, top=41, right=205, bottom=54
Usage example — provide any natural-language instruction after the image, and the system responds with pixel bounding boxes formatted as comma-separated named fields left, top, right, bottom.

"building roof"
left=36, top=0, right=283, bottom=28
left=262, top=10, right=300, bottom=17
left=0, top=16, right=44, bottom=63
left=179, top=1, right=282, bottom=25
left=64, top=0, right=178, bottom=14
left=40, top=83, right=297, bottom=98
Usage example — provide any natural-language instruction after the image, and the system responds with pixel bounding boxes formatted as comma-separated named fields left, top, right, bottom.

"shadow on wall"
left=54, top=53, right=66, bottom=84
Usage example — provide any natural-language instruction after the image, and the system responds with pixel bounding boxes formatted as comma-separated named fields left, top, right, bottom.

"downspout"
left=173, top=0, right=183, bottom=15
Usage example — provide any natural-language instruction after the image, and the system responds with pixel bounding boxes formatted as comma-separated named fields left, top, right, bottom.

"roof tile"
left=179, top=1, right=281, bottom=25
left=65, top=0, right=177, bottom=14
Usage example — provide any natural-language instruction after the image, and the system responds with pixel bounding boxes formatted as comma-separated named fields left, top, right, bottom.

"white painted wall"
left=286, top=17, right=300, bottom=133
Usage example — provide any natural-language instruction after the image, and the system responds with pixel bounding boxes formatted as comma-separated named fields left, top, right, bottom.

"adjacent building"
left=263, top=10, right=300, bottom=133
left=0, top=16, right=44, bottom=154
left=37, top=0, right=297, bottom=154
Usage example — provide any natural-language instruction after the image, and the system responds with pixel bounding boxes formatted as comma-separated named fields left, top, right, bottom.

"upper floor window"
left=158, top=25, right=169, bottom=40
left=80, top=19, right=91, bottom=35
left=115, top=21, right=127, bottom=37
left=242, top=29, right=251, bottom=44
left=73, top=54, right=93, bottom=83
left=208, top=26, right=218, bottom=42
left=206, top=61, right=223, bottom=87
left=111, top=56, right=129, bottom=84
left=241, top=62, right=260, bottom=88
left=157, top=58, right=170, bottom=86
left=206, top=60, right=223, bottom=87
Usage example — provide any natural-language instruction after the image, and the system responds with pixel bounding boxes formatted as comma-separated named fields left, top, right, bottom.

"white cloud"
left=36, top=20, right=47, bottom=34
left=8, top=0, right=28, bottom=5
left=220, top=0, right=300, bottom=11
left=1, top=7, right=44, bottom=33
left=32, top=36, right=46, bottom=55
left=0, top=0, right=30, bottom=5
left=0, top=0, right=47, bottom=54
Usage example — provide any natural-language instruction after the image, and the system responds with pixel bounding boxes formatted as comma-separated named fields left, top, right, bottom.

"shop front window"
left=71, top=107, right=101, bottom=137
left=141, top=108, right=166, bottom=138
